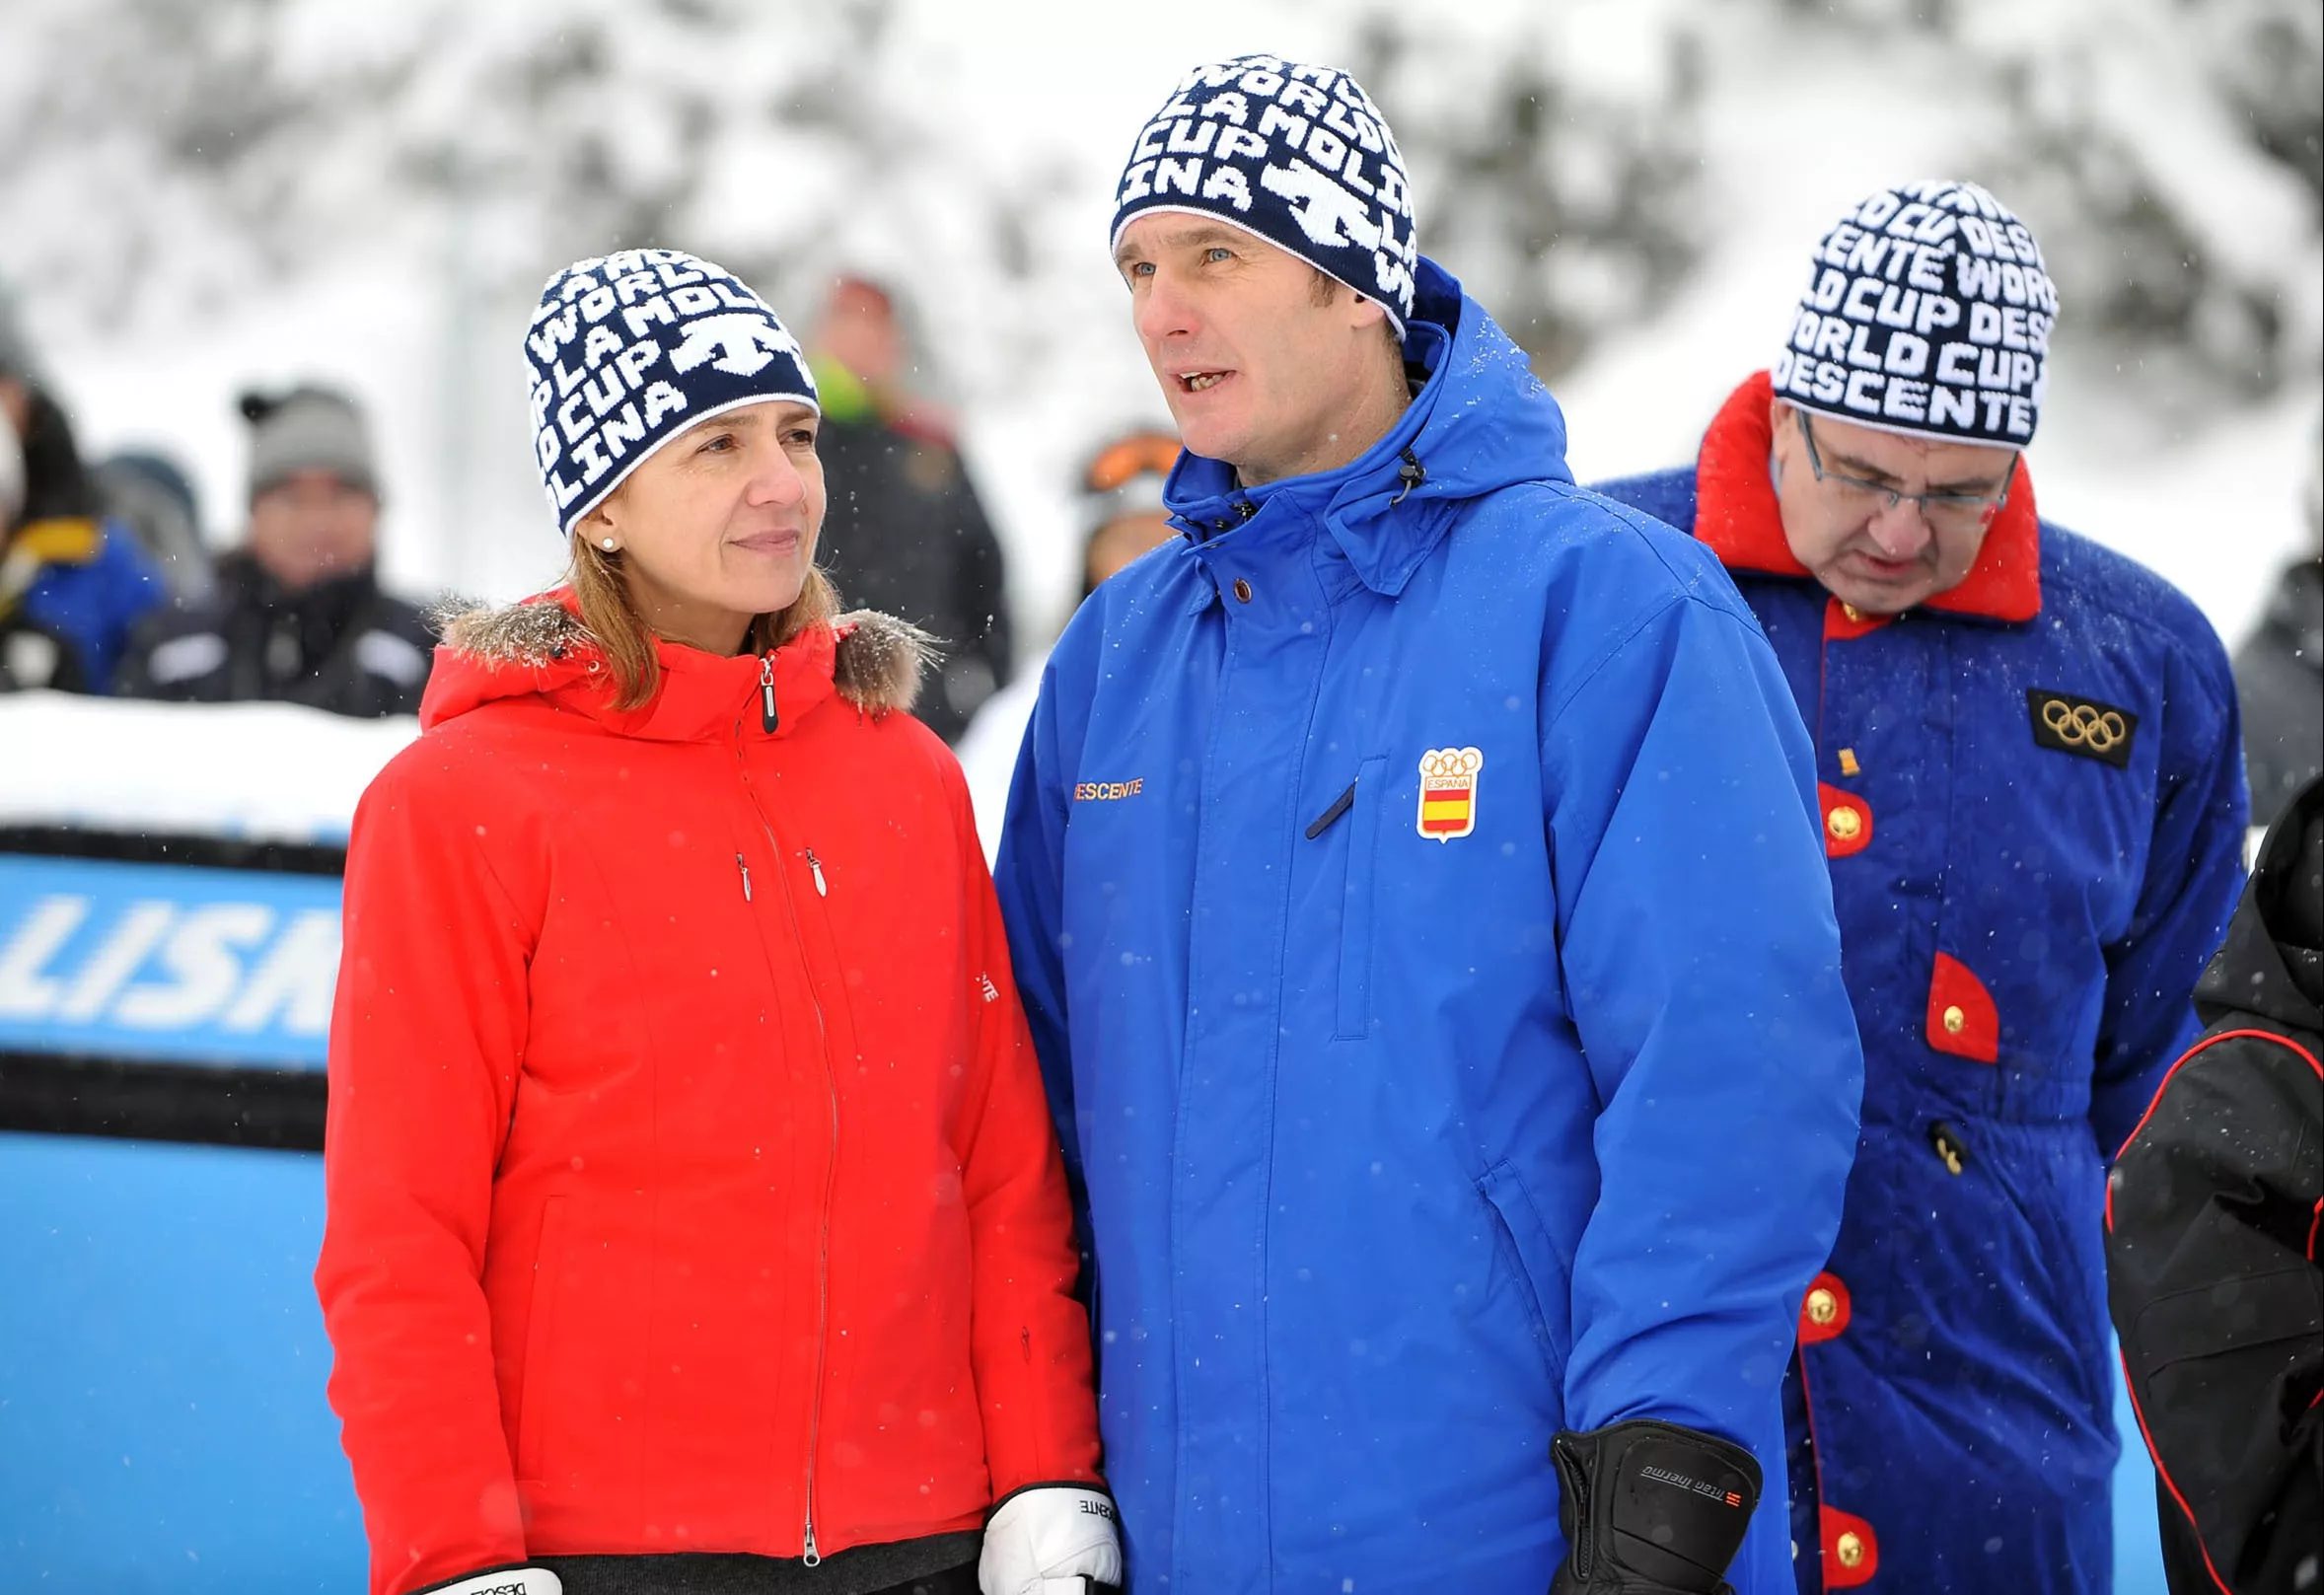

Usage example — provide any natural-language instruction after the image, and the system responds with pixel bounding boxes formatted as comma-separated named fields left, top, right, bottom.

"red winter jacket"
left=315, top=596, right=1102, bottom=1595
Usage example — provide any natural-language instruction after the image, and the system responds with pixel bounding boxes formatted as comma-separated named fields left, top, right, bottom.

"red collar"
left=421, top=588, right=840, bottom=741
left=1694, top=371, right=2041, bottom=623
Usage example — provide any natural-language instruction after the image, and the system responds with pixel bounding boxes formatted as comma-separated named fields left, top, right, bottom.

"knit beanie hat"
left=527, top=249, right=817, bottom=536
left=242, top=385, right=378, bottom=503
left=1773, top=181, right=2059, bottom=447
left=1111, top=55, right=1418, bottom=332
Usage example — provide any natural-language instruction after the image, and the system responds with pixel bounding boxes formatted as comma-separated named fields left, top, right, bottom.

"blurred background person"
left=94, top=446, right=213, bottom=602
left=1073, top=429, right=1182, bottom=601
left=2233, top=418, right=2323, bottom=825
left=956, top=424, right=1179, bottom=861
left=115, top=384, right=434, bottom=717
left=807, top=272, right=1012, bottom=744
left=0, top=281, right=166, bottom=693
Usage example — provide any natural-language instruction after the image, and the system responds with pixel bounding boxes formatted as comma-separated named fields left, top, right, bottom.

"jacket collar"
left=217, top=549, right=380, bottom=629
left=421, top=589, right=931, bottom=742
left=1695, top=370, right=2042, bottom=623
left=1161, top=257, right=1574, bottom=601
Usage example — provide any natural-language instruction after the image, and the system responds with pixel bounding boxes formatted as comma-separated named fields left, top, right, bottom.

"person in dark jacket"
left=2107, top=773, right=2322, bottom=1595
left=1597, top=181, right=2249, bottom=1595
left=997, top=54, right=1864, bottom=1595
left=807, top=275, right=1012, bottom=744
left=2234, top=430, right=2322, bottom=821
left=0, top=283, right=167, bottom=692
left=115, top=385, right=435, bottom=717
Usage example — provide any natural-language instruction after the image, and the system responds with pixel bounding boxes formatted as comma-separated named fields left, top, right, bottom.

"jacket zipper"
left=737, top=853, right=752, bottom=902
left=760, top=655, right=779, bottom=733
left=804, top=847, right=827, bottom=897
left=733, top=733, right=836, bottom=1565
left=797, top=840, right=836, bottom=1565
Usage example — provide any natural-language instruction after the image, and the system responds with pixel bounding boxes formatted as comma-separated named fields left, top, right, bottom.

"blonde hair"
left=569, top=534, right=841, bottom=711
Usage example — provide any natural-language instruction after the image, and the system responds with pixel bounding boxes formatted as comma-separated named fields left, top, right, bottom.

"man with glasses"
left=1599, top=181, right=2248, bottom=1595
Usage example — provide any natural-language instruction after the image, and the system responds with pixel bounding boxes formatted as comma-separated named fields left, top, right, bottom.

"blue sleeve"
left=1541, top=587, right=1864, bottom=1592
left=992, top=647, right=1084, bottom=1201
left=76, top=524, right=168, bottom=692
left=2087, top=636, right=2248, bottom=1157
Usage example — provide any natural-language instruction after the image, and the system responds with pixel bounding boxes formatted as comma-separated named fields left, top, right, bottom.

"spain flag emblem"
left=1416, top=747, right=1484, bottom=841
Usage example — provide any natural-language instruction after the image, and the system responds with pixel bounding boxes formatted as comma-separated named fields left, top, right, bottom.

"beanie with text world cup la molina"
left=1110, top=54, right=1418, bottom=333
left=525, top=249, right=818, bottom=536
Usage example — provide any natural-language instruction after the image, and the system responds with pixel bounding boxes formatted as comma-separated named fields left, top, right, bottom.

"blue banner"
left=0, top=853, right=341, bottom=1070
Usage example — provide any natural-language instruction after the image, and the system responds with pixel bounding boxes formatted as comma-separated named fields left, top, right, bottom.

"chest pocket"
left=1335, top=755, right=1388, bottom=1041
left=1928, top=651, right=2154, bottom=1096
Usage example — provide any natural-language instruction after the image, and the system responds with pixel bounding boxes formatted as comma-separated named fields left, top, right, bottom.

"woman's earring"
left=600, top=538, right=617, bottom=551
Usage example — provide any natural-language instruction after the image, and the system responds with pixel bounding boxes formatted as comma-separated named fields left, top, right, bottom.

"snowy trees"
left=0, top=0, right=2314, bottom=616
left=1351, top=7, right=1707, bottom=378
left=3, top=0, right=2313, bottom=407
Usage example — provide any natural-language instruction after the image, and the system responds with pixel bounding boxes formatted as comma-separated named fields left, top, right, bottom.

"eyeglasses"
left=1084, top=432, right=1183, bottom=495
left=1795, top=410, right=2017, bottom=537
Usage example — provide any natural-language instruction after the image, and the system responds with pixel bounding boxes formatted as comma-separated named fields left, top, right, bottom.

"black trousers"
left=533, top=1538, right=980, bottom=1595
left=866, top=1567, right=977, bottom=1595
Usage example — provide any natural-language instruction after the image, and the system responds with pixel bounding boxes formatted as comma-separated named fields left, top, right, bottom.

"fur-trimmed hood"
left=419, top=591, right=936, bottom=740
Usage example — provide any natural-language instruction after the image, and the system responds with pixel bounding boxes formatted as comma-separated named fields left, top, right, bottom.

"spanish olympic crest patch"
left=1416, top=747, right=1484, bottom=841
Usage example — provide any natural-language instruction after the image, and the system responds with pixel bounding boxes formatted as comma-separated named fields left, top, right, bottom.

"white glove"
left=424, top=1570, right=563, bottom=1595
left=979, top=1485, right=1124, bottom=1595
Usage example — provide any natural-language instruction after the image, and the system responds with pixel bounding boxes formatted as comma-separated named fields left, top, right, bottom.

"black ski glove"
left=1549, top=1418, right=1762, bottom=1595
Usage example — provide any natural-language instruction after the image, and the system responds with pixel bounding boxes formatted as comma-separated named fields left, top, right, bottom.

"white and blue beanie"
left=525, top=249, right=817, bottom=536
left=1766, top=183, right=2064, bottom=451
left=1111, top=55, right=1419, bottom=332
left=1774, top=181, right=2058, bottom=447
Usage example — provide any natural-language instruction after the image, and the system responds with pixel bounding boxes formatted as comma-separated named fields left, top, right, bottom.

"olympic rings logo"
left=2041, top=698, right=2126, bottom=752
left=1418, top=747, right=1485, bottom=779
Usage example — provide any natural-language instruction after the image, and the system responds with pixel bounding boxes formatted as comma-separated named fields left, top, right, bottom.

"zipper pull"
left=802, top=1515, right=820, bottom=1567
left=804, top=847, right=827, bottom=898
left=737, top=852, right=752, bottom=903
left=760, top=655, right=778, bottom=733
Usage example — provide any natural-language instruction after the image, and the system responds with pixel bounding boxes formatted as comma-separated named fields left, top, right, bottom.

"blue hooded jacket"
left=994, top=262, right=1865, bottom=1593
left=1596, top=373, right=2248, bottom=1595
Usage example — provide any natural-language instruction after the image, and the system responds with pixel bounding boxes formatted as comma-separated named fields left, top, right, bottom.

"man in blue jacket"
left=1596, top=181, right=2248, bottom=1595
left=994, top=54, right=1865, bottom=1595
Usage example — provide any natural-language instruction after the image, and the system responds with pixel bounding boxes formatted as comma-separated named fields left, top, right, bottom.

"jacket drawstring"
left=1392, top=448, right=1426, bottom=506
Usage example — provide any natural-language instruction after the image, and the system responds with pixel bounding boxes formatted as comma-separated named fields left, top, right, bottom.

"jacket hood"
left=421, top=590, right=933, bottom=741
left=2196, top=772, right=2324, bottom=1033
left=1162, top=257, right=1572, bottom=598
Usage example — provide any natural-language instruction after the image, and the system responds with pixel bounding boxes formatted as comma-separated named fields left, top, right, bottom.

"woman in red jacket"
left=315, top=251, right=1118, bottom=1595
